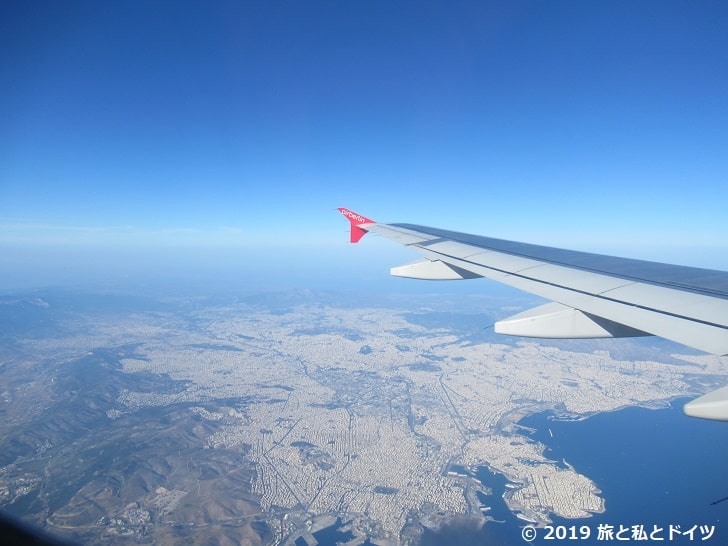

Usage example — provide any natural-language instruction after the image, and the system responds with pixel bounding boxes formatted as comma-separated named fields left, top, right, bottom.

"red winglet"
left=338, top=207, right=375, bottom=243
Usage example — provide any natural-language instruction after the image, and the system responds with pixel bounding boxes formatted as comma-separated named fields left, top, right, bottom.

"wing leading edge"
left=338, top=208, right=728, bottom=421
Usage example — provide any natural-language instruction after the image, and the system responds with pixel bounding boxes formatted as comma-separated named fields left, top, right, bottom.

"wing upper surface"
left=389, top=223, right=728, bottom=297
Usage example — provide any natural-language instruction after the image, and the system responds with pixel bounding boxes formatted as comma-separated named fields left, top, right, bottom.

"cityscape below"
left=1, top=286, right=726, bottom=545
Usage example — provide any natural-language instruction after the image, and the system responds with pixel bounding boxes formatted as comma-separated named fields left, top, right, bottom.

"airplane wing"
left=338, top=207, right=728, bottom=421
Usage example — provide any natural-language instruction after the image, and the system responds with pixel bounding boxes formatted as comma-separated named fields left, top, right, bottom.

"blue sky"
left=2, top=1, right=728, bottom=289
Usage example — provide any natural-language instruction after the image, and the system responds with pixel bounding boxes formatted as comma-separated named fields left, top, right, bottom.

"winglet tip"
left=338, top=208, right=375, bottom=243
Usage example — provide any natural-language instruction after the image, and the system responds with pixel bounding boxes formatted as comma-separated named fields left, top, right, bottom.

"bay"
left=426, top=399, right=728, bottom=545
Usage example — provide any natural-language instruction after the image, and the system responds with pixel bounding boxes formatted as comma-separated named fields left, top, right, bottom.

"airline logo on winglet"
left=338, top=208, right=375, bottom=243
